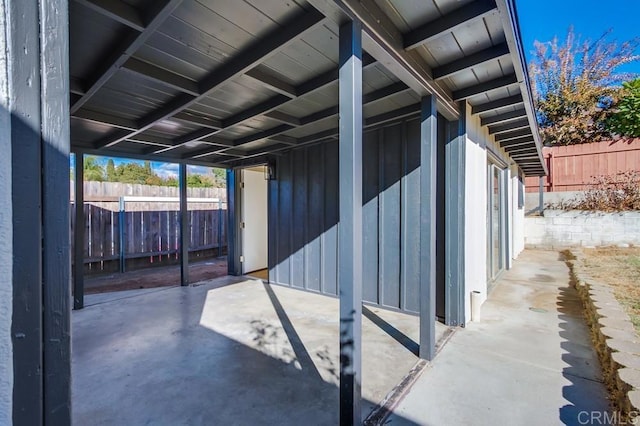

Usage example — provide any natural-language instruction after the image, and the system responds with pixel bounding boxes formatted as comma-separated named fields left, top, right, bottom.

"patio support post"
left=338, top=19, right=363, bottom=426
left=74, top=154, right=85, bottom=309
left=179, top=163, right=189, bottom=285
left=419, top=95, right=437, bottom=360
left=226, top=168, right=240, bottom=275
left=3, top=0, right=72, bottom=422
left=445, top=102, right=467, bottom=326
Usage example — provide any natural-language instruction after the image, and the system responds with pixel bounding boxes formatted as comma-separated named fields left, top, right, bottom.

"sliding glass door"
left=487, top=163, right=505, bottom=282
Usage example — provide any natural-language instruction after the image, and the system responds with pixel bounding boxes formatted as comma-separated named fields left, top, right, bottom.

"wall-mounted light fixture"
left=264, top=162, right=276, bottom=180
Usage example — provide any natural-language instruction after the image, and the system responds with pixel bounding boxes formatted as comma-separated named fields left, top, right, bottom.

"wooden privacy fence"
left=71, top=197, right=228, bottom=274
left=525, top=139, right=640, bottom=192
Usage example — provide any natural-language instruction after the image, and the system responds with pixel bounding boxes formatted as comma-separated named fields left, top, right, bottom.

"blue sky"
left=516, top=0, right=640, bottom=75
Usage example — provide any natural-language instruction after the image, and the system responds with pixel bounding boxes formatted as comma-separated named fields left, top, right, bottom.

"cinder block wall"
left=525, top=210, right=640, bottom=247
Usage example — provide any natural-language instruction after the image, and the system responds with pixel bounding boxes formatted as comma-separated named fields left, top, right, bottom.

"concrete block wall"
left=525, top=210, right=640, bottom=247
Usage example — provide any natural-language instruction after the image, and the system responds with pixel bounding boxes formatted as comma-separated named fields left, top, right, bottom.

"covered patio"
left=2, top=0, right=546, bottom=424
left=73, top=277, right=450, bottom=424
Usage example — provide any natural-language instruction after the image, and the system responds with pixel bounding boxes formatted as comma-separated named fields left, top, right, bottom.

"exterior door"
left=241, top=167, right=268, bottom=274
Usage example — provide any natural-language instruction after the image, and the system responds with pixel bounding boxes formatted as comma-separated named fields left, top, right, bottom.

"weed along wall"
left=525, top=210, right=640, bottom=247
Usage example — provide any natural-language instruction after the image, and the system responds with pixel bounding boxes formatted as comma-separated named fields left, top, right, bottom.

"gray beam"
left=264, top=111, right=302, bottom=126
left=95, top=8, right=324, bottom=148
left=41, top=3, right=72, bottom=423
left=245, top=65, right=297, bottom=98
left=445, top=103, right=466, bottom=327
left=234, top=124, right=294, bottom=147
left=173, top=111, right=222, bottom=129
left=309, top=0, right=459, bottom=119
left=452, top=74, right=518, bottom=101
left=294, top=103, right=421, bottom=146
left=121, top=57, right=200, bottom=96
left=75, top=0, right=145, bottom=31
left=127, top=134, right=174, bottom=147
left=70, top=0, right=184, bottom=114
left=480, top=108, right=527, bottom=126
left=187, top=80, right=407, bottom=159
left=72, top=108, right=221, bottom=132
left=404, top=0, right=497, bottom=50
left=471, top=94, right=523, bottom=114
left=364, top=103, right=420, bottom=126
left=503, top=145, right=535, bottom=156
left=72, top=109, right=137, bottom=131
left=499, top=135, right=535, bottom=147
left=301, top=81, right=408, bottom=125
left=338, top=20, right=363, bottom=426
left=494, top=127, right=531, bottom=141
left=506, top=147, right=537, bottom=156
left=419, top=95, right=437, bottom=361
left=433, top=42, right=509, bottom=80
left=488, top=117, right=529, bottom=134
left=152, top=128, right=232, bottom=154
left=179, top=163, right=189, bottom=285
left=150, top=60, right=380, bottom=155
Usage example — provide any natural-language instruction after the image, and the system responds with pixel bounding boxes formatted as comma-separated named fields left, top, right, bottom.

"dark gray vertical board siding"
left=277, top=154, right=292, bottom=284
left=322, top=141, right=339, bottom=296
left=379, top=125, right=402, bottom=309
left=403, top=120, right=421, bottom=313
left=268, top=176, right=278, bottom=283
left=291, top=149, right=306, bottom=288
left=268, top=119, right=431, bottom=314
left=305, top=143, right=324, bottom=292
left=436, top=114, right=448, bottom=319
left=10, top=0, right=44, bottom=423
left=362, top=130, right=379, bottom=304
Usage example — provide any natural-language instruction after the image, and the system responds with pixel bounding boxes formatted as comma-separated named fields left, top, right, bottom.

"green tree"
left=607, top=78, right=640, bottom=137
left=106, top=158, right=116, bottom=181
left=210, top=168, right=227, bottom=187
left=529, top=28, right=639, bottom=145
left=83, top=155, right=105, bottom=181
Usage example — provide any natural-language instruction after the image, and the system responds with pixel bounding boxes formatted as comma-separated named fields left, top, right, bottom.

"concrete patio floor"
left=388, top=249, right=610, bottom=426
left=72, top=276, right=447, bottom=425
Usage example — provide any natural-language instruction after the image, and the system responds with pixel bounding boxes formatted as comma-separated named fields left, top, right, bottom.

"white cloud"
left=153, top=162, right=178, bottom=179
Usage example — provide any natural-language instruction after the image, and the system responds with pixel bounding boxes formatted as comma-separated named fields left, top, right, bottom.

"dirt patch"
left=84, top=257, right=228, bottom=294
left=580, top=247, right=640, bottom=332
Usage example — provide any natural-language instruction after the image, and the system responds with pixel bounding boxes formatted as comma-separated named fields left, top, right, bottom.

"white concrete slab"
left=387, top=249, right=610, bottom=426
left=73, top=276, right=447, bottom=425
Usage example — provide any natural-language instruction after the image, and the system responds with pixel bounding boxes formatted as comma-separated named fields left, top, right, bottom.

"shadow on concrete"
left=73, top=278, right=421, bottom=425
left=557, top=252, right=611, bottom=425
left=362, top=306, right=419, bottom=357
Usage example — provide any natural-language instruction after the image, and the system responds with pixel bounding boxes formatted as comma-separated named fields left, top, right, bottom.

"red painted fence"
left=525, top=139, right=640, bottom=192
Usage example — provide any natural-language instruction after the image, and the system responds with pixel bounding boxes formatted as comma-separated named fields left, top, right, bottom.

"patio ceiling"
left=69, top=0, right=546, bottom=175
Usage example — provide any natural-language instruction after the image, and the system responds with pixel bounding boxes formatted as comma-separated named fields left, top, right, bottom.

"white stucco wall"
left=464, top=104, right=488, bottom=323
left=0, top=0, right=14, bottom=420
left=461, top=103, right=526, bottom=323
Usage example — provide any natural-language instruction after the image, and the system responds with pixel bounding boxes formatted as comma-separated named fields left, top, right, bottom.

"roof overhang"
left=69, top=0, right=546, bottom=176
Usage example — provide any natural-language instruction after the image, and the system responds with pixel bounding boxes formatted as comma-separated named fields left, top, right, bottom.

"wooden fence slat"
left=526, top=139, right=640, bottom=192
left=73, top=204, right=228, bottom=271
